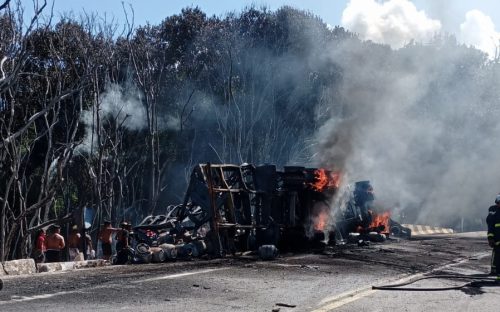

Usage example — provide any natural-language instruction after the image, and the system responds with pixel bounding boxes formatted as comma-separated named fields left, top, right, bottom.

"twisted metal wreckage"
left=123, top=163, right=411, bottom=264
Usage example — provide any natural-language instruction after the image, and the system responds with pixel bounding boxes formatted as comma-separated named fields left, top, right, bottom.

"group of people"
left=33, top=220, right=132, bottom=264
left=98, top=220, right=133, bottom=262
left=33, top=224, right=66, bottom=263
left=33, top=224, right=95, bottom=263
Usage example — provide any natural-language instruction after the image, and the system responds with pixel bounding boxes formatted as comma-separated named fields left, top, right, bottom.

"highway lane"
left=0, top=232, right=496, bottom=311
left=313, top=251, right=499, bottom=311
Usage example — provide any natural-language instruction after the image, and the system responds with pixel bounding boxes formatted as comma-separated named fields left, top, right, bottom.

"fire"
left=329, top=172, right=341, bottom=188
left=368, top=211, right=391, bottom=234
left=310, top=169, right=341, bottom=192
left=312, top=169, right=328, bottom=191
left=314, top=210, right=329, bottom=231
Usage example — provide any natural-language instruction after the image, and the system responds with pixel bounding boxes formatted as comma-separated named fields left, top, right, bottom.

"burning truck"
left=123, top=163, right=410, bottom=263
left=333, top=180, right=411, bottom=244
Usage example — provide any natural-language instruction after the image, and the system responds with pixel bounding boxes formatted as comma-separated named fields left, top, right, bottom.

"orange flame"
left=314, top=210, right=329, bottom=231
left=368, top=211, right=391, bottom=234
left=329, top=172, right=341, bottom=188
left=310, top=169, right=341, bottom=192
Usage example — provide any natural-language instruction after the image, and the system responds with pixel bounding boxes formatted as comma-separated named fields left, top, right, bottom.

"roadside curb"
left=37, top=259, right=109, bottom=273
left=2, top=259, right=37, bottom=275
left=1, top=259, right=109, bottom=276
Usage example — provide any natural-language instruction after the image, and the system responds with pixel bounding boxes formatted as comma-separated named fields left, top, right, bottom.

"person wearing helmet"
left=487, top=194, right=500, bottom=276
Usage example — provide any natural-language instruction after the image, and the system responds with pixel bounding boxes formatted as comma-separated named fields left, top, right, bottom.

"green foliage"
left=2, top=4, right=500, bottom=260
left=53, top=196, right=64, bottom=216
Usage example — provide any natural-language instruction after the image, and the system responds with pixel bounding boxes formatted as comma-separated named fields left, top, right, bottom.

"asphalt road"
left=0, top=232, right=498, bottom=312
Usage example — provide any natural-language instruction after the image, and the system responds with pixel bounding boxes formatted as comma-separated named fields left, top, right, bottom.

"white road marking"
left=313, top=287, right=378, bottom=311
left=136, top=268, right=225, bottom=283
left=0, top=268, right=225, bottom=305
left=1, top=291, right=79, bottom=304
left=311, top=252, right=490, bottom=312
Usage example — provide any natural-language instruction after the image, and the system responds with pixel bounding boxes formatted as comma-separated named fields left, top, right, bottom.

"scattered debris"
left=357, top=240, right=370, bottom=247
left=300, top=264, right=319, bottom=270
left=112, top=164, right=411, bottom=265
left=259, top=245, right=279, bottom=260
left=276, top=302, right=297, bottom=308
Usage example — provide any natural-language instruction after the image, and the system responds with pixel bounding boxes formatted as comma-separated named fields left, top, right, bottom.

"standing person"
left=98, top=221, right=119, bottom=260
left=125, top=221, right=135, bottom=249
left=45, top=225, right=65, bottom=263
left=33, top=229, right=47, bottom=263
left=84, top=228, right=95, bottom=259
left=115, top=221, right=132, bottom=264
left=487, top=195, right=500, bottom=277
left=68, top=225, right=81, bottom=261
left=115, top=221, right=130, bottom=252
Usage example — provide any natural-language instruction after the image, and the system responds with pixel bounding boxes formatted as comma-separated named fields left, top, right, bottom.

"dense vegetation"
left=1, top=0, right=498, bottom=260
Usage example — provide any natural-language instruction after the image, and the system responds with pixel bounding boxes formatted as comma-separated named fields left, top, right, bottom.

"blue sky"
left=25, top=0, right=499, bottom=32
left=22, top=0, right=500, bottom=53
left=30, top=0, right=348, bottom=26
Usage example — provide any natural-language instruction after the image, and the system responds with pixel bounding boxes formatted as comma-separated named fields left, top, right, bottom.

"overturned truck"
left=134, top=163, right=410, bottom=259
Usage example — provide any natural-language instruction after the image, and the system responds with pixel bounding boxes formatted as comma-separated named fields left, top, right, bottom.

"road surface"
left=0, top=232, right=498, bottom=311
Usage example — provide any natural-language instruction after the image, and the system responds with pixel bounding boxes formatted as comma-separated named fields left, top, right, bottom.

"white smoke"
left=315, top=1, right=500, bottom=230
left=341, top=0, right=441, bottom=48
left=78, top=82, right=146, bottom=153
left=459, top=10, right=500, bottom=59
left=98, top=83, right=146, bottom=130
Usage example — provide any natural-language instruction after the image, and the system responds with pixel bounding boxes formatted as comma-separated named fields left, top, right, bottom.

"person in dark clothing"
left=115, top=221, right=132, bottom=264
left=115, top=221, right=130, bottom=252
left=487, top=194, right=500, bottom=276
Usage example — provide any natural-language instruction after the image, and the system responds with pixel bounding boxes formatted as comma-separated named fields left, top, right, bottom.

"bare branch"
left=27, top=212, right=75, bottom=233
left=0, top=87, right=82, bottom=148
left=0, top=0, right=11, bottom=11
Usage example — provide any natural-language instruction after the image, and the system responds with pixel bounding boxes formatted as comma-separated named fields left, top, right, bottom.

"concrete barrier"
left=402, top=224, right=454, bottom=236
left=0, top=258, right=108, bottom=276
left=37, top=262, right=71, bottom=273
left=2, top=259, right=37, bottom=275
left=73, top=259, right=108, bottom=269
left=37, top=259, right=108, bottom=273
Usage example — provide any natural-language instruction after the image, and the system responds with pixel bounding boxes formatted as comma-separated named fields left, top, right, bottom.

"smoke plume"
left=316, top=0, right=500, bottom=229
left=78, top=82, right=146, bottom=153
